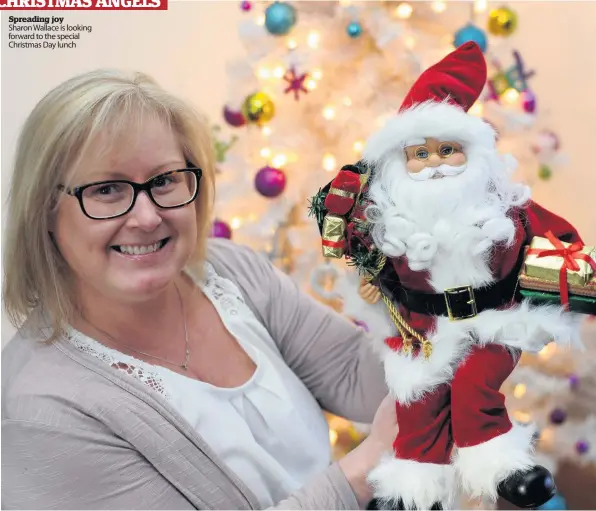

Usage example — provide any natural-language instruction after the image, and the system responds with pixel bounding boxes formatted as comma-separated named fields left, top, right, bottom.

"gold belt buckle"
left=444, top=285, right=477, bottom=321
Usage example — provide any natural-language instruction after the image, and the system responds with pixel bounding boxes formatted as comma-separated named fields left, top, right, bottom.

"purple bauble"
left=223, top=106, right=246, bottom=127
left=568, top=373, right=580, bottom=390
left=255, top=166, right=286, bottom=198
left=240, top=0, right=252, bottom=11
left=521, top=89, right=537, bottom=114
left=549, top=408, right=567, bottom=425
left=575, top=440, right=590, bottom=455
left=211, top=219, right=232, bottom=239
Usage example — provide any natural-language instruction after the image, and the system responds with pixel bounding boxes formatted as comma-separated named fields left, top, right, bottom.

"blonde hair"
left=3, top=69, right=216, bottom=338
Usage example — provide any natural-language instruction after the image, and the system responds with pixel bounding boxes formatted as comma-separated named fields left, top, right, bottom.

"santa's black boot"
left=366, top=498, right=442, bottom=510
left=497, top=465, right=556, bottom=509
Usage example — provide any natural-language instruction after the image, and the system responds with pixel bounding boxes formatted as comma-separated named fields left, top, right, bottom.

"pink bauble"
left=211, top=219, right=232, bottom=239
left=531, top=130, right=560, bottom=155
left=223, top=106, right=246, bottom=127
left=521, top=89, right=537, bottom=114
left=240, top=1, right=252, bottom=11
left=255, top=166, right=286, bottom=198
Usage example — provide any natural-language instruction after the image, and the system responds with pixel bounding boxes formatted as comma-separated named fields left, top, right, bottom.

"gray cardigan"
left=1, top=239, right=388, bottom=510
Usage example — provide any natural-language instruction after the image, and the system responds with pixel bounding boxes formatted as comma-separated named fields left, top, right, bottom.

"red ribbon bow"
left=527, top=231, right=596, bottom=309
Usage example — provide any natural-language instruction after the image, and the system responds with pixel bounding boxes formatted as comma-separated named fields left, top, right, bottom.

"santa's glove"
left=380, top=217, right=417, bottom=258
left=405, top=232, right=438, bottom=271
left=481, top=218, right=515, bottom=245
left=324, top=168, right=362, bottom=216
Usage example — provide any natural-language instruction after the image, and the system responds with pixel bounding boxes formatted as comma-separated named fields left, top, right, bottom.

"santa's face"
left=404, top=138, right=467, bottom=181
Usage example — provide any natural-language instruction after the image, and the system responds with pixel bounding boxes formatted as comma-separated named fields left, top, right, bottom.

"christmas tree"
left=213, top=1, right=593, bottom=505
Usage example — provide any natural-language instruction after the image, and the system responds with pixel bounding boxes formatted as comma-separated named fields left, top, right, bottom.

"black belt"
left=386, top=253, right=523, bottom=320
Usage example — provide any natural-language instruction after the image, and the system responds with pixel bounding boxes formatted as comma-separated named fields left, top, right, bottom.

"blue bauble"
left=265, top=2, right=297, bottom=36
left=454, top=23, right=488, bottom=53
left=537, top=493, right=567, bottom=510
left=346, top=21, right=362, bottom=38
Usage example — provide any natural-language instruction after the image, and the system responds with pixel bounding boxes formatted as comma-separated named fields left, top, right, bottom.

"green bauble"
left=538, top=164, right=553, bottom=181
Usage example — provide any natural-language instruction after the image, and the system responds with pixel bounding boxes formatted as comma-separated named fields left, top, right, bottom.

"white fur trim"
left=363, top=100, right=497, bottom=163
left=472, top=301, right=584, bottom=353
left=379, top=316, right=472, bottom=404
left=453, top=422, right=537, bottom=501
left=368, top=455, right=455, bottom=509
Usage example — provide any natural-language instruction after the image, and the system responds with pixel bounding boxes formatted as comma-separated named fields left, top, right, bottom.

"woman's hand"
left=337, top=395, right=397, bottom=506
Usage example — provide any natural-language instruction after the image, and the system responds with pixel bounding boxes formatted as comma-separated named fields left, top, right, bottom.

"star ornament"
left=283, top=67, right=309, bottom=101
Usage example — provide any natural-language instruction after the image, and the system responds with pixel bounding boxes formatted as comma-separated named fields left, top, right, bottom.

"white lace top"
left=66, top=263, right=332, bottom=507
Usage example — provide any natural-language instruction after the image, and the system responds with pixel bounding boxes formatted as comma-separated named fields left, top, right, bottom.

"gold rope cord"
left=365, top=254, right=433, bottom=359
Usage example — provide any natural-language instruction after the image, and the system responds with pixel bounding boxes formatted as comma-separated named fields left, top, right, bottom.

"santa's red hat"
left=363, top=42, right=496, bottom=162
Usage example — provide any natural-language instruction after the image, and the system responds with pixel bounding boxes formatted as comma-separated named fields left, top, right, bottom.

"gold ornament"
left=487, top=6, right=518, bottom=37
left=241, top=92, right=276, bottom=126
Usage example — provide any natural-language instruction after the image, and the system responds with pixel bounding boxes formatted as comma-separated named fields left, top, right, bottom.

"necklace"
left=83, top=282, right=191, bottom=370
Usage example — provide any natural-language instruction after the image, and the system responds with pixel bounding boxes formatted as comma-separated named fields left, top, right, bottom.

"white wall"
left=2, top=1, right=596, bottom=345
left=1, top=2, right=246, bottom=344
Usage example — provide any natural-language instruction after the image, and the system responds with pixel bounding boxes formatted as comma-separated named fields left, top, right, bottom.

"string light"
left=469, top=102, right=484, bottom=117
left=231, top=217, right=243, bottom=229
left=343, top=97, right=352, bottom=107
left=329, top=429, right=339, bottom=445
left=286, top=38, right=298, bottom=50
left=431, top=0, right=446, bottom=13
left=311, top=69, right=323, bottom=80
left=323, top=153, right=337, bottom=171
left=323, top=106, right=336, bottom=120
left=339, top=0, right=351, bottom=6
left=262, top=126, right=272, bottom=137
left=273, top=66, right=285, bottom=79
left=258, top=67, right=271, bottom=80
left=256, top=14, right=265, bottom=26
left=538, top=342, right=557, bottom=360
left=305, top=79, right=317, bottom=91
left=513, top=383, right=527, bottom=399
left=405, top=36, right=416, bottom=50
left=260, top=147, right=272, bottom=158
left=396, top=3, right=413, bottom=19
left=503, top=88, right=520, bottom=104
left=307, top=31, right=320, bottom=49
left=353, top=140, right=364, bottom=153
left=539, top=427, right=554, bottom=449
left=474, top=0, right=488, bottom=13
left=513, top=410, right=531, bottom=423
left=272, top=154, right=287, bottom=168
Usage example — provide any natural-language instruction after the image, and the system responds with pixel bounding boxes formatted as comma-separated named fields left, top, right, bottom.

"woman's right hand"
left=337, top=395, right=397, bottom=507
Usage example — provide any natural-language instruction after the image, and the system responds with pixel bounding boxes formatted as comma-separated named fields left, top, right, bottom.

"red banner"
left=1, top=0, right=167, bottom=9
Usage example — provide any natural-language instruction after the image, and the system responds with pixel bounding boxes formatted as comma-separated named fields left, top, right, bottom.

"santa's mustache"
left=408, top=163, right=467, bottom=181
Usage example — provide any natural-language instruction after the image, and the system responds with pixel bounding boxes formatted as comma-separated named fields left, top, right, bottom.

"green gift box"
left=520, top=289, right=596, bottom=315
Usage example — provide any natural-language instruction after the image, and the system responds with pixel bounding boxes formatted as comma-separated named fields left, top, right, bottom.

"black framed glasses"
left=59, top=168, right=202, bottom=220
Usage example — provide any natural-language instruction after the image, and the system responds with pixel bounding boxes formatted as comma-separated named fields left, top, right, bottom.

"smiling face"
left=404, top=137, right=467, bottom=180
left=53, top=116, right=198, bottom=304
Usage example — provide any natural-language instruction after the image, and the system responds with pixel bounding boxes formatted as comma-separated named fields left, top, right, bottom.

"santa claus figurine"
left=316, top=42, right=587, bottom=510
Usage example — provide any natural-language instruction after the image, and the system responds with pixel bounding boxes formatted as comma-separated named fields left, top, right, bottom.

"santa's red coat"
left=380, top=201, right=581, bottom=462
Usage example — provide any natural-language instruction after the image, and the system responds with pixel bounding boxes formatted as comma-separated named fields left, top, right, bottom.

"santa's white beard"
left=366, top=149, right=531, bottom=290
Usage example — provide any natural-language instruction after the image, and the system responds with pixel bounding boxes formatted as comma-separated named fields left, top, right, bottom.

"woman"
left=2, top=69, right=394, bottom=510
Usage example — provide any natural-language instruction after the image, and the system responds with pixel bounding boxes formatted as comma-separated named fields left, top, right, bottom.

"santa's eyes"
left=411, top=143, right=461, bottom=161
left=439, top=144, right=455, bottom=156
left=415, top=148, right=429, bottom=159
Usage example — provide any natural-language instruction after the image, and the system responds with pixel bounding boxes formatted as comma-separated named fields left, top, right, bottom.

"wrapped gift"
left=519, top=288, right=596, bottom=315
left=321, top=214, right=347, bottom=258
left=324, top=167, right=362, bottom=216
left=525, top=233, right=596, bottom=286
left=520, top=231, right=596, bottom=314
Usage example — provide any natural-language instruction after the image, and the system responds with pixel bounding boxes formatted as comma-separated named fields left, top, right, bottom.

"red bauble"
left=223, top=106, right=246, bottom=127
